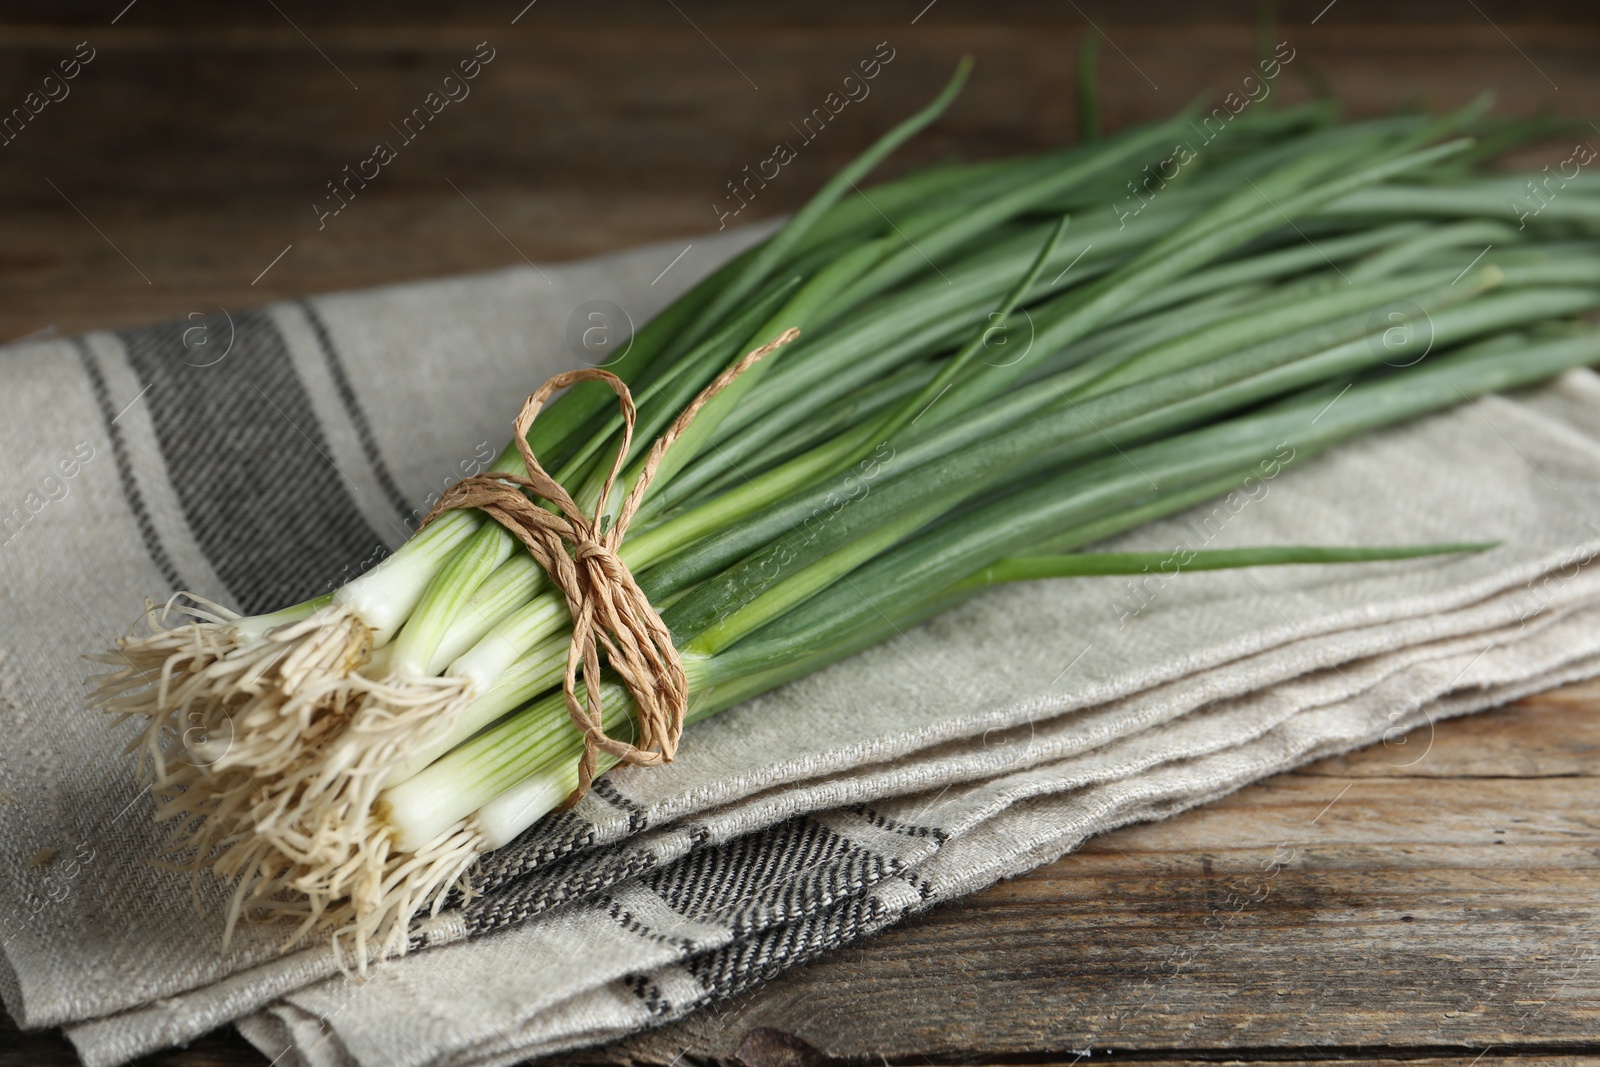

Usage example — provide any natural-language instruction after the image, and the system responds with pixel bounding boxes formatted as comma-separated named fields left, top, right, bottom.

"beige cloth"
left=0, top=226, right=1596, bottom=1066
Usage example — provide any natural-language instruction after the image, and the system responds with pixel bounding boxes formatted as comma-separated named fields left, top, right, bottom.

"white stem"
left=471, top=761, right=583, bottom=849
left=361, top=640, right=399, bottom=679
left=389, top=524, right=515, bottom=679
left=427, top=554, right=547, bottom=673
left=383, top=638, right=566, bottom=788
left=232, top=600, right=317, bottom=641
left=447, top=592, right=569, bottom=691
left=336, top=511, right=482, bottom=644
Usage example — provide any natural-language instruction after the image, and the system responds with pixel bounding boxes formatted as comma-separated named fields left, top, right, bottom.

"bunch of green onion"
left=93, top=61, right=1600, bottom=960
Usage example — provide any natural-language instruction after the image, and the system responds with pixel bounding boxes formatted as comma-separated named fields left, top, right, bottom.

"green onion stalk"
left=91, top=63, right=1600, bottom=961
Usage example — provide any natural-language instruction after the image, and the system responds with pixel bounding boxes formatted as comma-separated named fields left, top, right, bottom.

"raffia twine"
left=419, top=328, right=800, bottom=804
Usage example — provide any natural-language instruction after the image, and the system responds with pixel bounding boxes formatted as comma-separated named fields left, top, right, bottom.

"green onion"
left=91, top=65, right=1600, bottom=961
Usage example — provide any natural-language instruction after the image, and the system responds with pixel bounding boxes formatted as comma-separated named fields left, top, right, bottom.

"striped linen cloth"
left=3, top=225, right=1600, bottom=1066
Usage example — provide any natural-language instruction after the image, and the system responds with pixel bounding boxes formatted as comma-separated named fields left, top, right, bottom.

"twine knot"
left=422, top=328, right=799, bottom=803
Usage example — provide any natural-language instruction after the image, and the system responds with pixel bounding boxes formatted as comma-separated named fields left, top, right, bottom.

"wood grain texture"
left=0, top=1, right=1596, bottom=342
left=3, top=2, right=1599, bottom=1065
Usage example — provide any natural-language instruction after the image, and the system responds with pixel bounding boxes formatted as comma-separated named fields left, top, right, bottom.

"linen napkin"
left=243, top=607, right=1600, bottom=1067
left=1, top=223, right=1598, bottom=1066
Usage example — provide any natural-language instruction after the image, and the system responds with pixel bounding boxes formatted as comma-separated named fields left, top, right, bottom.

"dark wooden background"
left=2, top=2, right=1599, bottom=1065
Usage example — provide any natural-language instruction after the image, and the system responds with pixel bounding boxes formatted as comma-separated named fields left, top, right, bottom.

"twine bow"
left=422, top=328, right=799, bottom=804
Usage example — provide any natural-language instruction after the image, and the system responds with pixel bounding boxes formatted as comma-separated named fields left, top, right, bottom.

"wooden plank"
left=1, top=4, right=1596, bottom=341
left=0, top=1023, right=245, bottom=1067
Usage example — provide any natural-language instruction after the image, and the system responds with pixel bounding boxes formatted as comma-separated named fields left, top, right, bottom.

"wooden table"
left=2, top=2, right=1597, bottom=1064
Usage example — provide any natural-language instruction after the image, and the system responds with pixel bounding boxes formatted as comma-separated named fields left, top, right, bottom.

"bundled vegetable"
left=93, top=60, right=1600, bottom=962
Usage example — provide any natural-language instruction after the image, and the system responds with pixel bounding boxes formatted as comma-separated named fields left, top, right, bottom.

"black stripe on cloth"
left=620, top=975, right=674, bottom=1019
left=591, top=777, right=650, bottom=835
left=298, top=299, right=415, bottom=524
left=598, top=893, right=702, bottom=952
left=723, top=844, right=896, bottom=939
left=454, top=810, right=907, bottom=948
left=118, top=311, right=386, bottom=615
left=682, top=890, right=896, bottom=1002
left=643, top=817, right=887, bottom=932
left=852, top=805, right=951, bottom=843
left=458, top=838, right=664, bottom=938
left=455, top=823, right=715, bottom=939
left=465, top=810, right=598, bottom=893
left=74, top=337, right=186, bottom=592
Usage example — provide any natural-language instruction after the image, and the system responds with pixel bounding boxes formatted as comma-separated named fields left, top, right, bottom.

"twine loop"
left=422, top=328, right=799, bottom=803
